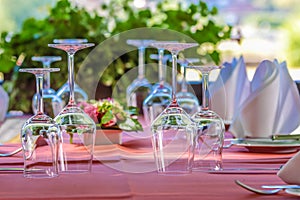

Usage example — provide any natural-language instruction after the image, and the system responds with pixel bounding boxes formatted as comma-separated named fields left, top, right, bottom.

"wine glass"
left=176, top=58, right=200, bottom=115
left=31, top=56, right=63, bottom=118
left=188, top=61, right=225, bottom=172
left=143, top=48, right=172, bottom=127
left=53, top=39, right=89, bottom=107
left=48, top=40, right=96, bottom=174
left=19, top=68, right=60, bottom=178
left=149, top=53, right=172, bottom=91
left=126, top=39, right=155, bottom=114
left=150, top=42, right=198, bottom=174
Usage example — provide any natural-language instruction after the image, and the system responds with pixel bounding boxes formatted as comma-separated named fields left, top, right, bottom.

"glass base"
left=55, top=105, right=96, bottom=174
left=157, top=169, right=192, bottom=176
left=59, top=167, right=92, bottom=174
left=193, top=159, right=223, bottom=172
left=24, top=169, right=58, bottom=179
left=191, top=109, right=224, bottom=172
left=151, top=103, right=196, bottom=175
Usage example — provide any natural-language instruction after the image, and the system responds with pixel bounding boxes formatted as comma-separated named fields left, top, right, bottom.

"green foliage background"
left=0, top=0, right=231, bottom=113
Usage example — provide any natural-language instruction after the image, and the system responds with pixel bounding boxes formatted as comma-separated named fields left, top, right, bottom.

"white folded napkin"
left=209, top=56, right=250, bottom=124
left=229, top=60, right=300, bottom=138
left=278, top=151, right=300, bottom=184
left=273, top=60, right=300, bottom=133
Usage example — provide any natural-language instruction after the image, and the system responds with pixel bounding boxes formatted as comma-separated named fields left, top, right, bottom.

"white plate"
left=285, top=188, right=300, bottom=196
left=231, top=138, right=300, bottom=153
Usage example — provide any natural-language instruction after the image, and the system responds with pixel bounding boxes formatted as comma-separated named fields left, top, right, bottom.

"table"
left=0, top=130, right=299, bottom=200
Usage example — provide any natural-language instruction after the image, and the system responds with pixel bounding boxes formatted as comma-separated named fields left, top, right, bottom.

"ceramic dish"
left=230, top=138, right=300, bottom=153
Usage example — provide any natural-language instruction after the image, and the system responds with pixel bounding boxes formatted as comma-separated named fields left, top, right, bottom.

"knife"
left=262, top=185, right=300, bottom=189
left=271, top=134, right=300, bottom=140
left=0, top=168, right=44, bottom=172
left=207, top=168, right=279, bottom=174
left=0, top=168, right=24, bottom=172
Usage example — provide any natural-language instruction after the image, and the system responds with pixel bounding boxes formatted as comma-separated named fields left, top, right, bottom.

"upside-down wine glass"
left=126, top=39, right=155, bottom=114
left=31, top=56, right=63, bottom=118
left=176, top=58, right=200, bottom=115
left=149, top=51, right=172, bottom=91
left=150, top=42, right=198, bottom=174
left=19, top=68, right=60, bottom=178
left=48, top=40, right=96, bottom=174
left=189, top=61, right=225, bottom=172
left=143, top=48, right=172, bottom=127
left=54, top=39, right=89, bottom=107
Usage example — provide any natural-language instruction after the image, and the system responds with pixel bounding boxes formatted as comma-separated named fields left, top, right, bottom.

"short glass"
left=152, top=123, right=196, bottom=174
left=19, top=68, right=60, bottom=178
left=150, top=42, right=198, bottom=174
left=189, top=63, right=225, bottom=172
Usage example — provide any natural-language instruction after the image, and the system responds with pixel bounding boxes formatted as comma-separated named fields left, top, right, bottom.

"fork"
left=235, top=180, right=283, bottom=195
left=0, top=147, right=22, bottom=157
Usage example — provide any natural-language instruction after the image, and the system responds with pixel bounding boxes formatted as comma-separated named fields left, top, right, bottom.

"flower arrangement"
left=79, top=98, right=143, bottom=132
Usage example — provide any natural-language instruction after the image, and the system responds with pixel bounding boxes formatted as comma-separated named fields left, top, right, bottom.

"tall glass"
left=31, top=56, right=63, bottom=118
left=189, top=63, right=225, bottom=172
left=176, top=58, right=200, bottom=115
left=126, top=39, right=155, bottom=114
left=19, top=68, right=60, bottom=178
left=48, top=41, right=96, bottom=174
left=143, top=48, right=172, bottom=126
left=150, top=42, right=198, bottom=174
left=53, top=39, right=89, bottom=107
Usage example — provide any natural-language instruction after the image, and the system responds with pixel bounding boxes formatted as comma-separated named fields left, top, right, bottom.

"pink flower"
left=83, top=104, right=99, bottom=123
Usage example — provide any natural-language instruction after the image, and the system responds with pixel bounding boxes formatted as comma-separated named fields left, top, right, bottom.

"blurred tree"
left=282, top=11, right=300, bottom=67
left=0, top=0, right=56, bottom=33
left=0, top=0, right=231, bottom=113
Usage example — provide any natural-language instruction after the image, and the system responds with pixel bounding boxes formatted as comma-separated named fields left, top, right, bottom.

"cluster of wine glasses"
left=126, top=39, right=200, bottom=124
left=125, top=40, right=225, bottom=174
left=20, top=39, right=96, bottom=178
left=31, top=43, right=89, bottom=118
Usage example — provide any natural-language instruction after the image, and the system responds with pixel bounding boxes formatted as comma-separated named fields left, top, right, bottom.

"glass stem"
left=68, top=53, right=75, bottom=105
left=43, top=62, right=51, bottom=90
left=158, top=48, right=165, bottom=86
left=35, top=74, right=44, bottom=114
left=138, top=47, right=145, bottom=80
left=171, top=52, right=178, bottom=100
left=181, top=66, right=188, bottom=93
left=202, top=72, right=210, bottom=111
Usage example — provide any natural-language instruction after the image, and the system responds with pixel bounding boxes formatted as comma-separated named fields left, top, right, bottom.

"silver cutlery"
left=271, top=134, right=300, bottom=140
left=235, top=180, right=283, bottom=195
left=0, top=168, right=43, bottom=172
left=262, top=185, right=300, bottom=189
left=0, top=147, right=22, bottom=157
left=0, top=167, right=24, bottom=172
left=208, top=168, right=279, bottom=174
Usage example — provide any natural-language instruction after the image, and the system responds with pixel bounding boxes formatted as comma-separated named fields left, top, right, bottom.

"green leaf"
left=119, top=118, right=143, bottom=132
left=101, top=111, right=114, bottom=125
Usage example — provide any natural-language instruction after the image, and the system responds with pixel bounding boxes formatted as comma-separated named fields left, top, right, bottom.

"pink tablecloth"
left=0, top=133, right=298, bottom=200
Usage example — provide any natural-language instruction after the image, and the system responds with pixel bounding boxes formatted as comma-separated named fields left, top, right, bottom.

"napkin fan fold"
left=209, top=56, right=250, bottom=124
left=229, top=60, right=300, bottom=138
